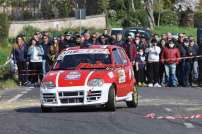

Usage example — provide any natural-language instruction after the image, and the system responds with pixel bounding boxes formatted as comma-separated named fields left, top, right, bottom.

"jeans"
left=193, top=61, right=199, bottom=80
left=164, top=64, right=177, bottom=87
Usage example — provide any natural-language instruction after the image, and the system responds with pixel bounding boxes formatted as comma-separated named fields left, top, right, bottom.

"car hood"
left=43, top=70, right=113, bottom=87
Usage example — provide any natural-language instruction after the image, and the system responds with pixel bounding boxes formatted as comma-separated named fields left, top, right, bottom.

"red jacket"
left=161, top=47, right=180, bottom=64
left=126, top=41, right=137, bottom=62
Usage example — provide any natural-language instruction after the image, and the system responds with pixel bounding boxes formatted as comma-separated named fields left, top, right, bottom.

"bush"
left=159, top=10, right=179, bottom=26
left=194, top=11, right=202, bottom=27
left=0, top=13, right=9, bottom=42
left=20, top=26, right=40, bottom=42
left=122, top=10, right=149, bottom=28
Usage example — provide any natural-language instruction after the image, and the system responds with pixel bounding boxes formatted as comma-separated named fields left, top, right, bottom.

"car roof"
left=65, top=45, right=121, bottom=51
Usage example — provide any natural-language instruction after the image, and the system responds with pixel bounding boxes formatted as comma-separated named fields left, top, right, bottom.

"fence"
left=9, top=14, right=106, bottom=37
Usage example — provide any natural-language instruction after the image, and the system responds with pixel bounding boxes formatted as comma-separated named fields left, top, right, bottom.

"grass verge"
left=153, top=25, right=197, bottom=38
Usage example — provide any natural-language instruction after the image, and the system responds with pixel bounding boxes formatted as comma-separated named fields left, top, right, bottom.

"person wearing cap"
left=103, top=28, right=110, bottom=41
left=161, top=41, right=180, bottom=87
left=63, top=32, right=74, bottom=48
left=145, top=38, right=161, bottom=87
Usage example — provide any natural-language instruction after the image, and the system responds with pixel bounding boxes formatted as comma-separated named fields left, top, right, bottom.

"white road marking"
left=7, top=88, right=33, bottom=103
left=26, top=88, right=32, bottom=91
left=7, top=94, right=24, bottom=103
left=165, top=108, right=172, bottom=112
left=21, top=91, right=28, bottom=94
left=184, top=123, right=195, bottom=128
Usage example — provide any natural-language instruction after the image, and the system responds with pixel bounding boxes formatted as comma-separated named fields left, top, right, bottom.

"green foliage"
left=0, top=50, right=7, bottom=65
left=194, top=11, right=202, bottom=27
left=159, top=10, right=179, bottom=26
left=97, top=0, right=110, bottom=13
left=0, top=79, right=17, bottom=89
left=161, top=0, right=176, bottom=9
left=122, top=10, right=149, bottom=28
left=20, top=26, right=40, bottom=41
left=153, top=25, right=196, bottom=38
left=0, top=13, right=9, bottom=42
left=110, top=0, right=126, bottom=11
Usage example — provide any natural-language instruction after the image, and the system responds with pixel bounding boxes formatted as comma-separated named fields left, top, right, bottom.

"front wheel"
left=126, top=87, right=138, bottom=108
left=105, top=86, right=116, bottom=111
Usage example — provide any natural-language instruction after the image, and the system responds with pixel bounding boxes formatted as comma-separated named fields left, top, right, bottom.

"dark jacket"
left=13, top=43, right=28, bottom=63
left=187, top=44, right=199, bottom=62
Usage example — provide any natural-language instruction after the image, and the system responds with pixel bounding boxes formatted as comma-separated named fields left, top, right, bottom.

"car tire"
left=126, top=87, right=138, bottom=108
left=41, top=105, right=52, bottom=113
left=105, top=86, right=116, bottom=111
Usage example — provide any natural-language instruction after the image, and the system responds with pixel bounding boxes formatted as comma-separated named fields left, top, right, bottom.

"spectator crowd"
left=12, top=29, right=202, bottom=88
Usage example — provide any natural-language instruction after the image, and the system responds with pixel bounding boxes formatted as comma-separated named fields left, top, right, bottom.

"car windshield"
left=124, top=29, right=152, bottom=40
left=53, top=54, right=111, bottom=70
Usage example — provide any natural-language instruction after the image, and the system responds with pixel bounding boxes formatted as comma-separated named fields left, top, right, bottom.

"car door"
left=112, top=48, right=131, bottom=97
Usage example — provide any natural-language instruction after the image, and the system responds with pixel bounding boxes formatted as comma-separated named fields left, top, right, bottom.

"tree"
left=174, top=0, right=200, bottom=26
left=154, top=0, right=164, bottom=26
left=144, top=0, right=155, bottom=29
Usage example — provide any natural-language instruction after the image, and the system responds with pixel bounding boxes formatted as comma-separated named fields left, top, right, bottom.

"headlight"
left=88, top=79, right=104, bottom=87
left=41, top=81, right=56, bottom=89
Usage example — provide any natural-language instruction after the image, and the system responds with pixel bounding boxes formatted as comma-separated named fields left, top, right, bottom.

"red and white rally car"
left=40, top=45, right=138, bottom=112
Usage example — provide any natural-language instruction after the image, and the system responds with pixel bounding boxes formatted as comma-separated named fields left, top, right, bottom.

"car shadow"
left=15, top=105, right=127, bottom=113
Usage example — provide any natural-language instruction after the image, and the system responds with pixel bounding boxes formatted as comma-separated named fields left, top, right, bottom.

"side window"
left=112, top=48, right=123, bottom=65
left=118, top=48, right=128, bottom=64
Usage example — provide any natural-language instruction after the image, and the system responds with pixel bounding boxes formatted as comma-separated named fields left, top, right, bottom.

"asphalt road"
left=0, top=86, right=202, bottom=134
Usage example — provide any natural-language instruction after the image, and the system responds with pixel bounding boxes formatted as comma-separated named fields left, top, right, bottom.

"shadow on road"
left=15, top=106, right=127, bottom=113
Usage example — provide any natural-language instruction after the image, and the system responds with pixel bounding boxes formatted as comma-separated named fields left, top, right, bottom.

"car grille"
left=59, top=91, right=84, bottom=104
left=87, top=91, right=101, bottom=102
left=43, top=93, right=57, bottom=103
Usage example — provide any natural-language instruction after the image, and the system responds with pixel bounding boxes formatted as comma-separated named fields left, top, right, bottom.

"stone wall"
left=9, top=15, right=106, bottom=37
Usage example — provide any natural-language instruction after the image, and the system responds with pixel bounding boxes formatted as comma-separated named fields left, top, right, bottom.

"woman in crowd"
left=13, top=36, right=28, bottom=86
left=27, top=38, right=44, bottom=84
left=49, top=37, right=59, bottom=67
left=145, top=39, right=161, bottom=87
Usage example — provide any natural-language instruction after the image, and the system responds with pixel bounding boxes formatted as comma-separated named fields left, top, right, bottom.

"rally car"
left=40, top=45, right=138, bottom=112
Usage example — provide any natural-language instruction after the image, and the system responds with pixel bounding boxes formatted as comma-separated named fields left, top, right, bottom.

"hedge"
left=0, top=13, right=9, bottom=42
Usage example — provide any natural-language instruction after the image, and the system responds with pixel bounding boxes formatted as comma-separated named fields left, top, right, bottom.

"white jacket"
left=145, top=46, right=161, bottom=62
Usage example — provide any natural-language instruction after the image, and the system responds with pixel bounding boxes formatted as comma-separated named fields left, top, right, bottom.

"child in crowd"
left=135, top=49, right=146, bottom=87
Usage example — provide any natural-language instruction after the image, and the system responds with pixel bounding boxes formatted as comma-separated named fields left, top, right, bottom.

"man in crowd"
left=161, top=41, right=180, bottom=87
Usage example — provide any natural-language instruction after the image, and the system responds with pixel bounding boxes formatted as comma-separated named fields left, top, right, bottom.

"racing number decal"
left=118, top=70, right=126, bottom=83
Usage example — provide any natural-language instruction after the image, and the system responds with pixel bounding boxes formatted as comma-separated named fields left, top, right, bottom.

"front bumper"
left=40, top=84, right=111, bottom=107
